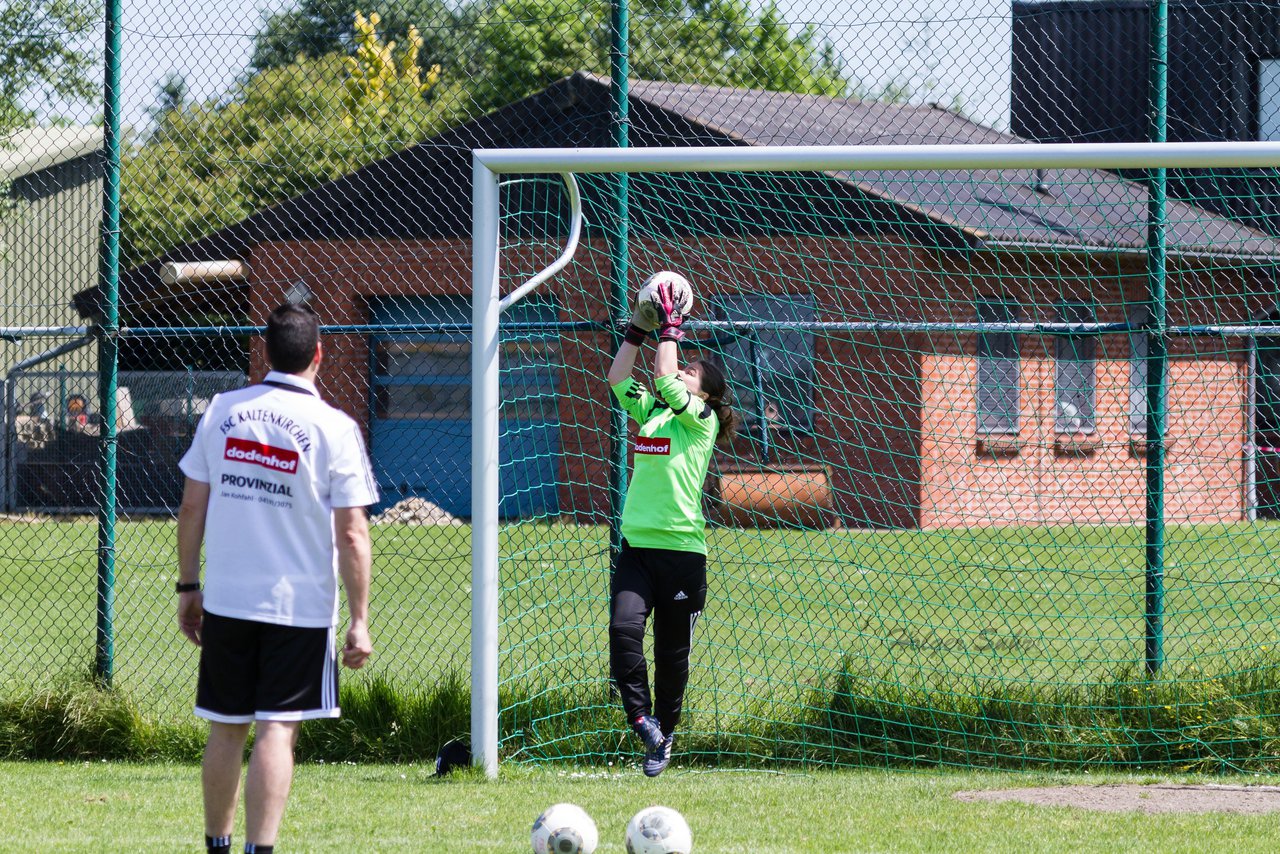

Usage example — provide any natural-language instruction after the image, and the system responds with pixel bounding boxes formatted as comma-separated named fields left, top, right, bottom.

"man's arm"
left=176, top=477, right=210, bottom=646
left=334, top=506, right=373, bottom=669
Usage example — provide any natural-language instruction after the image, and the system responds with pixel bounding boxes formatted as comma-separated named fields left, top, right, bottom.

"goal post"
left=471, top=143, right=1280, bottom=776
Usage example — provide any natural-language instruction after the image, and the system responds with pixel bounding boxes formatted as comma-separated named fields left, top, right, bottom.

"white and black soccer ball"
left=634, top=270, right=695, bottom=329
left=624, top=805, right=693, bottom=854
left=531, top=803, right=599, bottom=854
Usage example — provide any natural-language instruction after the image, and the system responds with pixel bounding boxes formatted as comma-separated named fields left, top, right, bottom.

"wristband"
left=175, top=581, right=201, bottom=593
left=658, top=326, right=685, bottom=343
left=623, top=324, right=648, bottom=346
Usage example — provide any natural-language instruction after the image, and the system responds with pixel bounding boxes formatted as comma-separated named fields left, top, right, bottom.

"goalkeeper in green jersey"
left=605, top=278, right=737, bottom=777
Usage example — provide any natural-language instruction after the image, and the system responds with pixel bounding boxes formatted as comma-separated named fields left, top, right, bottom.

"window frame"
left=1054, top=300, right=1097, bottom=435
left=369, top=294, right=561, bottom=422
left=975, top=296, right=1020, bottom=435
left=709, top=293, right=818, bottom=440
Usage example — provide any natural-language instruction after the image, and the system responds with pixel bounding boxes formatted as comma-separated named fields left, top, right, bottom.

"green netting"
left=4, top=0, right=1280, bottom=773
left=492, top=163, right=1280, bottom=771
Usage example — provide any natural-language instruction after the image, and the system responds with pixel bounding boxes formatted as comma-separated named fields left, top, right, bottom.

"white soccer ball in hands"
left=634, top=270, right=695, bottom=330
left=531, top=803, right=599, bottom=854
left=625, top=805, right=693, bottom=854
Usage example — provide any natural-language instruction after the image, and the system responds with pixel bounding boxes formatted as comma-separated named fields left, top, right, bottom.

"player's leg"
left=651, top=549, right=707, bottom=737
left=203, top=721, right=250, bottom=843
left=195, top=612, right=260, bottom=850
left=243, top=719, right=301, bottom=848
left=246, top=621, right=339, bottom=848
left=609, top=540, right=657, bottom=724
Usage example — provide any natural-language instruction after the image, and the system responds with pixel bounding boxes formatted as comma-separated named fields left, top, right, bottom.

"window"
left=711, top=294, right=816, bottom=436
left=1055, top=301, right=1096, bottom=433
left=371, top=295, right=560, bottom=422
left=1259, top=59, right=1280, bottom=141
left=976, top=298, right=1019, bottom=434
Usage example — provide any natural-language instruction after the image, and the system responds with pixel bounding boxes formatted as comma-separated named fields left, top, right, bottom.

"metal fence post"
left=95, top=0, right=123, bottom=685
left=1144, top=0, right=1169, bottom=676
left=607, top=0, right=631, bottom=570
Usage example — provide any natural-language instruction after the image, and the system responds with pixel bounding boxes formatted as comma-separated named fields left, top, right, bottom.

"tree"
left=625, top=0, right=845, bottom=96
left=0, top=0, right=97, bottom=131
left=123, top=0, right=853, bottom=266
left=147, top=72, right=187, bottom=138
left=123, top=27, right=467, bottom=267
left=342, top=11, right=439, bottom=131
left=251, top=0, right=459, bottom=73
left=253, top=0, right=849, bottom=112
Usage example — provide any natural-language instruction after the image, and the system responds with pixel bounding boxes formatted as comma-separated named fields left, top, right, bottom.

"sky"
left=30, top=0, right=289, bottom=131
left=784, top=0, right=1012, bottom=131
left=32, top=0, right=1014, bottom=135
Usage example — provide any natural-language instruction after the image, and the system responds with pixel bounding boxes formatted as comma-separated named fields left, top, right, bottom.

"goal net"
left=473, top=143, right=1280, bottom=773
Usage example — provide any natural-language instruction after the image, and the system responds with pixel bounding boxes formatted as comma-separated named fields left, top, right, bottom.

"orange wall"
left=920, top=353, right=1246, bottom=528
left=240, top=236, right=1260, bottom=529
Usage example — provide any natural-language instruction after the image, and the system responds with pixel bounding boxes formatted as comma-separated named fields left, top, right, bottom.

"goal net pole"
left=470, top=141, right=1280, bottom=776
left=472, top=165, right=582, bottom=777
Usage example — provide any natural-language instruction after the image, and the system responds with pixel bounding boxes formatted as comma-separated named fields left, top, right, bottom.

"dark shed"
left=1012, top=0, right=1280, bottom=231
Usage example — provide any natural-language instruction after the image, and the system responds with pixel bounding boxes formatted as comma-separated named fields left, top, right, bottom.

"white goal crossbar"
left=469, top=142, right=1280, bottom=776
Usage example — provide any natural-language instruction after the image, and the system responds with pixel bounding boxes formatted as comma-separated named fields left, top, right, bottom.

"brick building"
left=76, top=73, right=1280, bottom=528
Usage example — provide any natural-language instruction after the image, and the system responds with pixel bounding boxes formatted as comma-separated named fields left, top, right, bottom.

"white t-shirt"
left=179, top=370, right=379, bottom=627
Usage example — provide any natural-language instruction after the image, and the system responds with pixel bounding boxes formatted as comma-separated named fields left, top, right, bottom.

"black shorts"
left=195, top=611, right=339, bottom=723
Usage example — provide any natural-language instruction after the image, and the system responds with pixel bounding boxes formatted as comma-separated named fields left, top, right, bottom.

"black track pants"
left=609, top=539, right=707, bottom=735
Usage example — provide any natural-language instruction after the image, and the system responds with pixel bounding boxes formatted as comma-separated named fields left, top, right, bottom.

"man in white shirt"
left=176, top=303, right=379, bottom=854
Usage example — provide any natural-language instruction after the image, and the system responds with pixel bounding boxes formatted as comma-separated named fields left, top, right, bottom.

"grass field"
left=5, top=519, right=1280, bottom=769
left=3, top=761, right=1279, bottom=852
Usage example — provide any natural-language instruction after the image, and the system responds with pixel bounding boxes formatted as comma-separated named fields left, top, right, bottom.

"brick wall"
left=920, top=353, right=1245, bottom=528
left=242, top=236, right=1258, bottom=529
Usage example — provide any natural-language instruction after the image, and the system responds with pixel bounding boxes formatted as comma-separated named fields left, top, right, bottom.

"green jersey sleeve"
left=654, top=373, right=717, bottom=436
left=611, top=377, right=656, bottom=425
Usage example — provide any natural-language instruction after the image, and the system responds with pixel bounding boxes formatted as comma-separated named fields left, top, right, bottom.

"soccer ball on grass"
left=531, top=802, right=599, bottom=854
left=625, top=805, right=693, bottom=854
left=634, top=270, right=695, bottom=330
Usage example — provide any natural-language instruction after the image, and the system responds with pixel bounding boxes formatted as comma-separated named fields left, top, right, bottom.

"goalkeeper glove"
left=623, top=305, right=656, bottom=346
left=652, top=281, right=686, bottom=343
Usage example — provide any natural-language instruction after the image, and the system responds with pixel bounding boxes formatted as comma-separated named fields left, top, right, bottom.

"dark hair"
left=691, top=358, right=737, bottom=446
left=266, top=303, right=319, bottom=373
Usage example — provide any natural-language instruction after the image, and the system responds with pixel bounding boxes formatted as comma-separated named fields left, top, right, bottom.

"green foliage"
left=342, top=11, right=440, bottom=132
left=10, top=661, right=1280, bottom=770
left=122, top=48, right=468, bottom=266
left=0, top=0, right=98, bottom=131
left=125, top=0, right=849, bottom=266
left=253, top=0, right=849, bottom=113
left=805, top=657, right=1280, bottom=773
left=625, top=0, right=846, bottom=96
left=297, top=672, right=470, bottom=762
left=251, top=0, right=458, bottom=72
left=463, top=0, right=848, bottom=111
left=0, top=676, right=204, bottom=761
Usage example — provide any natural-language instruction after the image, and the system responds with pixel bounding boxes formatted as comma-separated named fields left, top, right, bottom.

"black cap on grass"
left=435, top=739, right=471, bottom=776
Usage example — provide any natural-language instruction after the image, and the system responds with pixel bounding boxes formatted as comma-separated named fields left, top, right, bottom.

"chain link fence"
left=6, top=0, right=1280, bottom=768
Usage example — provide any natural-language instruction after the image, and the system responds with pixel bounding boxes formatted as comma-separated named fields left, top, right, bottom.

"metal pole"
left=470, top=159, right=501, bottom=777
left=748, top=331, right=769, bottom=465
left=607, top=0, right=631, bottom=569
left=1144, top=0, right=1169, bottom=676
left=95, top=0, right=123, bottom=685
left=58, top=364, right=66, bottom=430
left=1247, top=339, right=1258, bottom=521
left=475, top=141, right=1280, bottom=175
